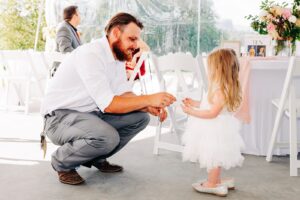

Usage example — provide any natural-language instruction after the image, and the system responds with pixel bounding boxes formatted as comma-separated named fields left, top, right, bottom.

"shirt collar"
left=99, top=36, right=118, bottom=64
left=66, top=21, right=77, bottom=32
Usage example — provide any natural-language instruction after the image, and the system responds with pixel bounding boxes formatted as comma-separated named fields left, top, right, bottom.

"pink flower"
left=267, top=23, right=276, bottom=32
left=282, top=8, right=292, bottom=19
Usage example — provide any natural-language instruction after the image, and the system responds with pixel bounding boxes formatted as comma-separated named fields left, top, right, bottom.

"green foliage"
left=142, top=0, right=221, bottom=56
left=0, top=0, right=46, bottom=50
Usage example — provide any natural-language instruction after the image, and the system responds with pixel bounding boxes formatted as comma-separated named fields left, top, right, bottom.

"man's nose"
left=132, top=41, right=138, bottom=49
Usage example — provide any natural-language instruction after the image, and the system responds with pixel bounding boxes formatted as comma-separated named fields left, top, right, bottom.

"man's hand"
left=158, top=108, right=167, bottom=122
left=148, top=92, right=176, bottom=108
left=146, top=107, right=167, bottom=122
left=146, top=106, right=160, bottom=116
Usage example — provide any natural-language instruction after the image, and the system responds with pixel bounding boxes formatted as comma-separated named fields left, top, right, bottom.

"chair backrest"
left=28, top=51, right=50, bottom=95
left=292, top=57, right=300, bottom=77
left=128, top=52, right=149, bottom=83
left=0, top=50, right=33, bottom=77
left=196, top=54, right=208, bottom=92
left=150, top=52, right=203, bottom=101
left=277, top=56, right=300, bottom=111
left=43, top=51, right=68, bottom=69
left=0, top=51, right=6, bottom=75
left=153, top=52, right=197, bottom=72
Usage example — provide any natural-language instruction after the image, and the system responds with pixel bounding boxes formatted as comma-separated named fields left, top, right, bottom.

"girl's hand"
left=181, top=104, right=194, bottom=114
left=182, top=98, right=200, bottom=108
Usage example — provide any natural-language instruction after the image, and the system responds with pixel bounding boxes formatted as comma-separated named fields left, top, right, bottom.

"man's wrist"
left=140, top=94, right=152, bottom=107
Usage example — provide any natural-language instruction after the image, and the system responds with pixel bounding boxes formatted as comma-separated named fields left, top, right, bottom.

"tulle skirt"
left=182, top=114, right=245, bottom=171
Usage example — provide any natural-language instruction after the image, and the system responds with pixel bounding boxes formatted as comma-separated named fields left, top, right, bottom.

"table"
left=239, top=57, right=300, bottom=155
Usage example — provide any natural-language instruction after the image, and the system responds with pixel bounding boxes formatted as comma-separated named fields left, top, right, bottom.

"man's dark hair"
left=105, top=12, right=143, bottom=35
left=63, top=5, right=78, bottom=22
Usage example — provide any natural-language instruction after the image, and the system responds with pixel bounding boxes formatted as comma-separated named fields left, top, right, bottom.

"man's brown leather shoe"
left=57, top=170, right=85, bottom=185
left=93, top=161, right=123, bottom=173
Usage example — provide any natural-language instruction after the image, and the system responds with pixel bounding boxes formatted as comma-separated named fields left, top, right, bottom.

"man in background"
left=51, top=5, right=82, bottom=76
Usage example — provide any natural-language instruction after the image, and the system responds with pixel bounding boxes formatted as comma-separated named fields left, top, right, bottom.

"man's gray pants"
left=44, top=109, right=150, bottom=172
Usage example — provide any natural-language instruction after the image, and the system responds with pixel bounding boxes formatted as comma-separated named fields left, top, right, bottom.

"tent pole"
left=197, top=0, right=201, bottom=55
left=34, top=0, right=45, bottom=51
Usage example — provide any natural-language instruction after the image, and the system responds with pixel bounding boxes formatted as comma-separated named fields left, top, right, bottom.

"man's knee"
left=137, top=112, right=150, bottom=129
left=86, top=129, right=120, bottom=154
left=125, top=112, right=150, bottom=134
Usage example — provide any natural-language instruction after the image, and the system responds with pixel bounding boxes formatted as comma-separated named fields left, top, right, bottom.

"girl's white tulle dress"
left=182, top=93, right=245, bottom=171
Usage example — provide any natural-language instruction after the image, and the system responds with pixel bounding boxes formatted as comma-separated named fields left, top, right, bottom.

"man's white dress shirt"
left=41, top=36, right=132, bottom=115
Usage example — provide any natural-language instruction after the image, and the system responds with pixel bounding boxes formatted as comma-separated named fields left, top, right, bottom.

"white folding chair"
left=28, top=51, right=49, bottom=94
left=151, top=52, right=204, bottom=154
left=0, top=50, right=42, bottom=114
left=196, top=54, right=208, bottom=92
left=128, top=52, right=149, bottom=94
left=266, top=56, right=300, bottom=176
left=43, top=51, right=68, bottom=78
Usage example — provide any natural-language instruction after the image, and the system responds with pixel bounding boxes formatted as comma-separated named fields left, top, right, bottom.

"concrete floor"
left=0, top=112, right=299, bottom=200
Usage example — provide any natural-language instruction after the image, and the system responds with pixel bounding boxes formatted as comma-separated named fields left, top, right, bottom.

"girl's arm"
left=181, top=90, right=224, bottom=119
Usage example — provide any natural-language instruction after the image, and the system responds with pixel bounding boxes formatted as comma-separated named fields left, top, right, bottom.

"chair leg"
left=24, top=81, right=31, bottom=114
left=289, top=87, right=298, bottom=176
left=266, top=106, right=284, bottom=162
left=4, top=80, right=9, bottom=111
left=153, top=118, right=162, bottom=155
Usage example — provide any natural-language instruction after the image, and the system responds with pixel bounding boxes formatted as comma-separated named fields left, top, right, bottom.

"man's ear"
left=111, top=26, right=121, bottom=40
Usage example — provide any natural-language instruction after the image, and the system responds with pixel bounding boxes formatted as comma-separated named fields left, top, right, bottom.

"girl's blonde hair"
left=207, top=48, right=242, bottom=112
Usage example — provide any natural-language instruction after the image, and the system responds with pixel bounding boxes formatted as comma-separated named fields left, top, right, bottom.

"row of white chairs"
left=0, top=50, right=66, bottom=114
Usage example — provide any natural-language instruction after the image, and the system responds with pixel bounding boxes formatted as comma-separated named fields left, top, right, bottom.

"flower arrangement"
left=246, top=0, right=300, bottom=55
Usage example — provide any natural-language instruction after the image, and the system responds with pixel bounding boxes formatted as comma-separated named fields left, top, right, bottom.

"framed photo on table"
left=221, top=40, right=241, bottom=56
left=244, top=35, right=272, bottom=57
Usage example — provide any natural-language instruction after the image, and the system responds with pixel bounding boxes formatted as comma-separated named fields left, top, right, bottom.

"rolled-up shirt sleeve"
left=75, top=52, right=114, bottom=112
left=116, top=82, right=132, bottom=95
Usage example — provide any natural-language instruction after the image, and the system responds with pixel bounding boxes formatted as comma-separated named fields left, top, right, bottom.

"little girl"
left=181, top=48, right=244, bottom=197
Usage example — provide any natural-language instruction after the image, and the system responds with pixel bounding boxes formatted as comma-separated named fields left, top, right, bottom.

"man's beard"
left=112, top=39, right=133, bottom=61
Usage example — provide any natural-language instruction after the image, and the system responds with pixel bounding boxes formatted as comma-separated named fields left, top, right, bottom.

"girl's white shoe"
left=196, top=178, right=235, bottom=190
left=221, top=179, right=235, bottom=190
left=192, top=182, right=228, bottom=197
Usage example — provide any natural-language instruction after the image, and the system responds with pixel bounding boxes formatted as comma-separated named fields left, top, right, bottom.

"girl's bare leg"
left=202, top=167, right=221, bottom=188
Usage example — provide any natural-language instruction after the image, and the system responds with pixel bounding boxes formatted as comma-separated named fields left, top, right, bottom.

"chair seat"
left=0, top=75, right=33, bottom=80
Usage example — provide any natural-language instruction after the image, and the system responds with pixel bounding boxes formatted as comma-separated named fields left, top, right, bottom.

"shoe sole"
left=99, top=168, right=123, bottom=173
left=196, top=180, right=235, bottom=191
left=59, top=179, right=85, bottom=185
left=192, top=186, right=228, bottom=197
left=216, top=193, right=227, bottom=197
left=193, top=188, right=227, bottom=197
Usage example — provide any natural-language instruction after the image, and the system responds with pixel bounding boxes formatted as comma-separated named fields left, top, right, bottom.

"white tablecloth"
left=241, top=58, right=300, bottom=156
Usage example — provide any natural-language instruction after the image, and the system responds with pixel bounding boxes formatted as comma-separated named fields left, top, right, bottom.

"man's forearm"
left=104, top=95, right=151, bottom=113
left=119, top=92, right=148, bottom=112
